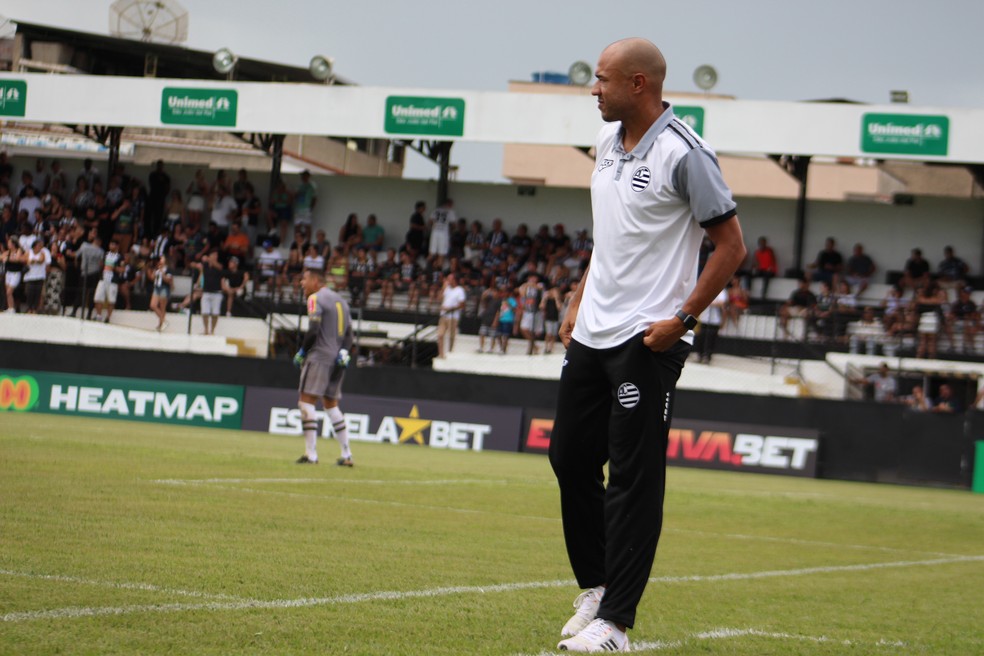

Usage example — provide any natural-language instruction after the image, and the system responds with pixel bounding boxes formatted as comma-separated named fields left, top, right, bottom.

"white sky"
left=4, top=0, right=983, bottom=182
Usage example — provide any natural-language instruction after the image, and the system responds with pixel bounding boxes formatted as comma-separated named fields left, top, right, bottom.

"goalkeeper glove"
left=292, top=348, right=307, bottom=368
left=335, top=348, right=351, bottom=369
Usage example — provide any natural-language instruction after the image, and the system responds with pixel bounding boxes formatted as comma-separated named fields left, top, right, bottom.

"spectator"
left=881, top=283, right=906, bottom=333
left=238, top=183, right=262, bottom=247
left=338, top=213, right=362, bottom=256
left=744, top=235, right=779, bottom=298
left=256, top=240, right=283, bottom=297
left=280, top=246, right=305, bottom=302
left=465, top=221, right=487, bottom=266
left=517, top=272, right=544, bottom=355
left=540, top=282, right=563, bottom=355
left=854, top=362, right=897, bottom=403
left=347, top=246, right=375, bottom=308
left=492, top=287, right=518, bottom=354
left=185, top=169, right=208, bottom=230
left=92, top=239, right=124, bottom=323
left=808, top=237, right=843, bottom=286
left=302, top=244, right=326, bottom=273
left=487, top=218, right=509, bottom=252
left=221, top=221, right=251, bottom=265
left=845, top=243, right=876, bottom=295
left=2, top=236, right=26, bottom=312
left=311, top=228, right=331, bottom=261
left=476, top=281, right=500, bottom=353
left=210, top=186, right=237, bottom=237
left=292, top=170, right=317, bottom=230
left=192, top=251, right=225, bottom=335
left=149, top=255, right=173, bottom=331
left=403, top=200, right=426, bottom=259
left=914, top=278, right=947, bottom=359
left=937, top=245, right=969, bottom=291
left=361, top=213, right=385, bottom=252
left=848, top=306, right=884, bottom=355
left=428, top=198, right=456, bottom=258
left=327, top=245, right=348, bottom=292
left=267, top=177, right=293, bottom=245
left=436, top=273, right=466, bottom=358
left=696, top=287, right=727, bottom=364
left=146, top=160, right=170, bottom=237
left=902, top=248, right=930, bottom=291
left=376, top=248, right=400, bottom=310
left=165, top=189, right=186, bottom=231
left=449, top=217, right=468, bottom=260
left=779, top=278, right=817, bottom=337
left=945, top=286, right=979, bottom=354
left=232, top=168, right=251, bottom=208
left=723, top=276, right=748, bottom=331
left=78, top=158, right=100, bottom=191
left=221, top=256, right=249, bottom=317
left=509, top=223, right=533, bottom=263
left=931, top=383, right=962, bottom=413
left=904, top=384, right=930, bottom=411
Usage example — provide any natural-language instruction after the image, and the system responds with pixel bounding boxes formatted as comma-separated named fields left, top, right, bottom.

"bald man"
left=550, top=38, right=746, bottom=652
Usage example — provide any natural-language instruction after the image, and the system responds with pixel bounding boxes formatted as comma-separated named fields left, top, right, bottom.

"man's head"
left=109, top=239, right=119, bottom=252
left=301, top=267, right=325, bottom=296
left=592, top=38, right=666, bottom=123
left=228, top=256, right=240, bottom=270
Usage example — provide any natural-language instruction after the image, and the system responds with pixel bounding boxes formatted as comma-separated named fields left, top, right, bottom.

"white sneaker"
left=557, top=618, right=629, bottom=652
left=561, top=586, right=605, bottom=637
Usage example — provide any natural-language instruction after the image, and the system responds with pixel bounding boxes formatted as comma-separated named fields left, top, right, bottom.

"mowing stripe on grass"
left=5, top=555, right=981, bottom=624
left=0, top=569, right=245, bottom=601
left=517, top=626, right=908, bottom=655
left=673, top=528, right=967, bottom=559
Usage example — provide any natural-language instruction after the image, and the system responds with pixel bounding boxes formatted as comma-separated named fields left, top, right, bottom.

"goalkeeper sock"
left=299, top=401, right=318, bottom=460
left=326, top=406, right=351, bottom=460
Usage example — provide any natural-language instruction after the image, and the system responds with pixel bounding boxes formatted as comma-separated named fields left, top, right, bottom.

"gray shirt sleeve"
left=672, top=148, right=737, bottom=226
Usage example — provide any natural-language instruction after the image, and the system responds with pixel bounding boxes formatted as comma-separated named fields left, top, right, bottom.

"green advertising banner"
left=161, top=87, right=238, bottom=127
left=0, top=79, right=27, bottom=117
left=384, top=96, right=465, bottom=137
left=861, top=113, right=949, bottom=157
left=0, top=370, right=244, bottom=429
left=674, top=105, right=704, bottom=137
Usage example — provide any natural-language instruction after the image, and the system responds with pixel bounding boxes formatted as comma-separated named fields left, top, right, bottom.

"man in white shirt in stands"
left=22, top=237, right=51, bottom=314
left=436, top=273, right=466, bottom=359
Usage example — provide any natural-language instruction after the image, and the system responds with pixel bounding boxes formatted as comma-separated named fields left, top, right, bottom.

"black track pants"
left=549, top=333, right=690, bottom=629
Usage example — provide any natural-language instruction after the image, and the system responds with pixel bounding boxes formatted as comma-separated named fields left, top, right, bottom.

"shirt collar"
left=615, top=101, right=675, bottom=159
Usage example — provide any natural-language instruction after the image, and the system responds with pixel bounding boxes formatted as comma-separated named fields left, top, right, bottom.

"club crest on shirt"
left=631, top=167, right=651, bottom=192
left=617, top=382, right=640, bottom=408
left=598, top=158, right=614, bottom=172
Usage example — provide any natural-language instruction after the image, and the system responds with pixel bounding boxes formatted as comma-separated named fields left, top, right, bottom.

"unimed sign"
left=384, top=96, right=465, bottom=137
left=161, top=87, right=238, bottom=127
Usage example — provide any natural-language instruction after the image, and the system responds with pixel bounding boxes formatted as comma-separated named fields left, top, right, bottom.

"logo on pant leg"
left=617, top=382, right=640, bottom=408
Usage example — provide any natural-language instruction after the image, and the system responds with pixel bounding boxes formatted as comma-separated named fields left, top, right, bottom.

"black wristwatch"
left=675, top=310, right=698, bottom=330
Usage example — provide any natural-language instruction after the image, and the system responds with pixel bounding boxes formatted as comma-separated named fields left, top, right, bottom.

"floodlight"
left=212, top=47, right=237, bottom=75
left=568, top=61, right=593, bottom=86
left=309, top=55, right=334, bottom=82
left=693, top=65, right=718, bottom=91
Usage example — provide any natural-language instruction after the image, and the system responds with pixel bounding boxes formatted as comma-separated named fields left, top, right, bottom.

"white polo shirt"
left=574, top=103, right=736, bottom=349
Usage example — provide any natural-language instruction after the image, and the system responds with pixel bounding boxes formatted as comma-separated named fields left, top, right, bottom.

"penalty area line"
left=4, top=554, right=981, bottom=624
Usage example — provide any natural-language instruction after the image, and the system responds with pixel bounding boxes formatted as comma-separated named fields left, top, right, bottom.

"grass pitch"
left=1, top=413, right=982, bottom=655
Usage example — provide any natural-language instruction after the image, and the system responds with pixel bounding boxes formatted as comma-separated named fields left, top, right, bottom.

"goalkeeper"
left=293, top=267, right=355, bottom=466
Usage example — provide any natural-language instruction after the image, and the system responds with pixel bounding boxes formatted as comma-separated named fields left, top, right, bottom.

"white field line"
left=154, top=478, right=977, bottom=558
left=4, top=555, right=982, bottom=624
left=0, top=569, right=246, bottom=601
left=517, top=626, right=908, bottom=656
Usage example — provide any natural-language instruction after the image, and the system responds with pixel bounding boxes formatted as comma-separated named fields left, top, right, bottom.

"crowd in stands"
left=2, top=153, right=982, bottom=367
left=0, top=155, right=591, bottom=357
left=710, top=235, right=982, bottom=361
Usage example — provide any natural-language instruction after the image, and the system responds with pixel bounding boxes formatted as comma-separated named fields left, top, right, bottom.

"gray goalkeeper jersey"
left=306, top=286, right=353, bottom=363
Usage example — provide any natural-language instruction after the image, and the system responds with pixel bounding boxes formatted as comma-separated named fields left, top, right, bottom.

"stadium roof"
left=10, top=20, right=351, bottom=85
